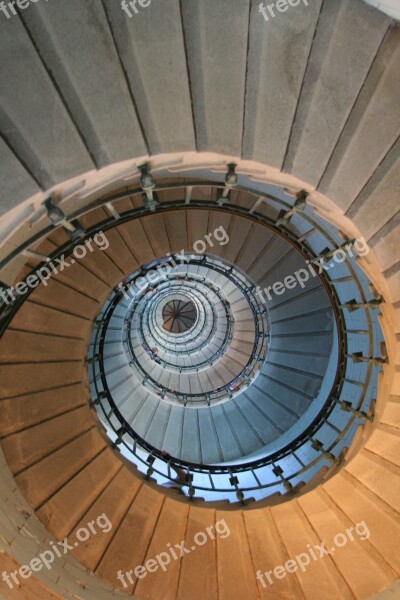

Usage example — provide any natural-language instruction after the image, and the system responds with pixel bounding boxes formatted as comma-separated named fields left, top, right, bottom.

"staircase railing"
left=0, top=174, right=385, bottom=504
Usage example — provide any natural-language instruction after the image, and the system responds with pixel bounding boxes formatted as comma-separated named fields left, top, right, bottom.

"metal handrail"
left=0, top=176, right=383, bottom=503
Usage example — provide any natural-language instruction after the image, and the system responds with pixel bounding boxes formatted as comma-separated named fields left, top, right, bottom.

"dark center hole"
left=162, top=299, right=197, bottom=333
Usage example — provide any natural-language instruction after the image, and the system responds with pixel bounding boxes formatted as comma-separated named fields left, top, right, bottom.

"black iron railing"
left=0, top=173, right=385, bottom=504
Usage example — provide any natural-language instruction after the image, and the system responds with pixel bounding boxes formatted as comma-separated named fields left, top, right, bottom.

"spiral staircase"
left=0, top=1, right=399, bottom=599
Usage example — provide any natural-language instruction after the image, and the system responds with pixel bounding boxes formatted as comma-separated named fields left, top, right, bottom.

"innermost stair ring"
left=161, top=297, right=197, bottom=334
